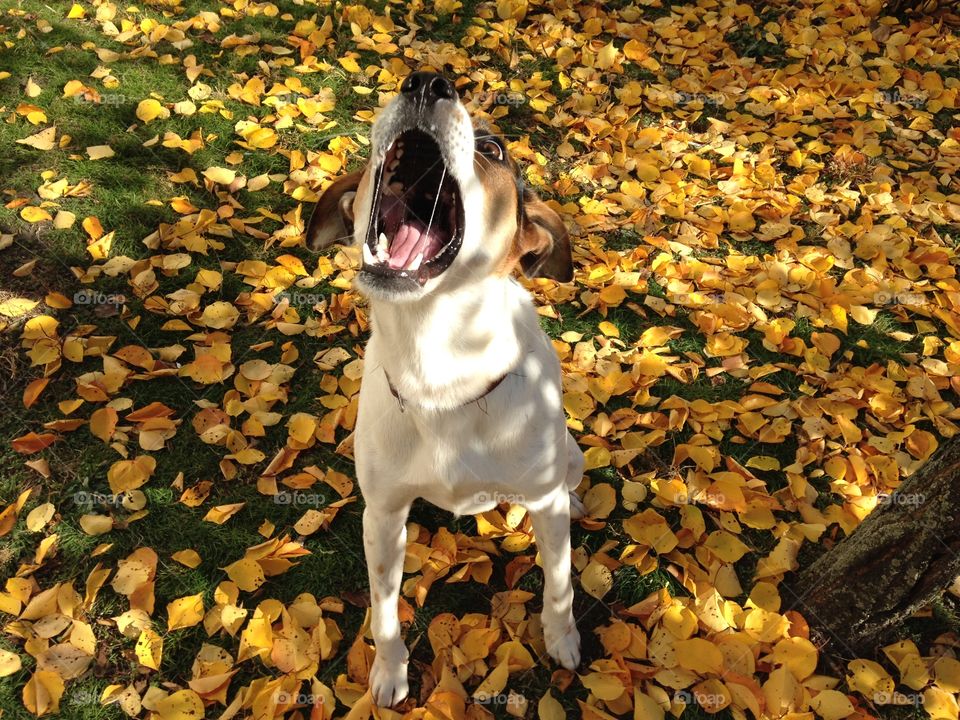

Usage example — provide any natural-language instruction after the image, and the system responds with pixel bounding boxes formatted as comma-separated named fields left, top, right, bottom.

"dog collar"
left=383, top=367, right=510, bottom=413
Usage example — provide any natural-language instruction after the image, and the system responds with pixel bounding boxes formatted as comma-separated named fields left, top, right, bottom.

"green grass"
left=2, top=0, right=960, bottom=718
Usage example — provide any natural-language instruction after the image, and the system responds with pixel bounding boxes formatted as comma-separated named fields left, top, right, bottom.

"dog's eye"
left=476, top=138, right=504, bottom=161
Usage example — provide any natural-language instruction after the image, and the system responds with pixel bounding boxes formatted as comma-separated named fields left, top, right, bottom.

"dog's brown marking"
left=471, top=123, right=573, bottom=282
left=306, top=167, right=370, bottom=250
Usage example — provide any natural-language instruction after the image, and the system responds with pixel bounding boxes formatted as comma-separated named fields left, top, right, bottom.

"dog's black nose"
left=400, top=72, right=457, bottom=104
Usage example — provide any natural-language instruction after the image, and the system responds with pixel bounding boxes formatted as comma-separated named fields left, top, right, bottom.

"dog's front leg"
left=529, top=489, right=581, bottom=670
left=363, top=504, right=411, bottom=706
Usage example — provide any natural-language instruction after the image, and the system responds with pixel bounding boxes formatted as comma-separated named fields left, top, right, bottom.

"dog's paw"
left=569, top=491, right=587, bottom=521
left=545, top=623, right=581, bottom=670
left=370, top=648, right=409, bottom=707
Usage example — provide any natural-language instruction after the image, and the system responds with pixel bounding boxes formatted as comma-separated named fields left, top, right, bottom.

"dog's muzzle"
left=359, top=72, right=467, bottom=289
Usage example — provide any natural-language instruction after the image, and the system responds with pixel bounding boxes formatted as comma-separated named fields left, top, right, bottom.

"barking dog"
left=307, top=71, right=584, bottom=707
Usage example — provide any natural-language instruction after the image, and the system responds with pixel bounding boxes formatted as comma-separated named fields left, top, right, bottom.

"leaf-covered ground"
left=2, top=0, right=960, bottom=718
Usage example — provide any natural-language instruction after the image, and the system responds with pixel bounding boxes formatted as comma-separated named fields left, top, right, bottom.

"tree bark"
left=883, top=0, right=947, bottom=15
left=789, top=439, right=960, bottom=657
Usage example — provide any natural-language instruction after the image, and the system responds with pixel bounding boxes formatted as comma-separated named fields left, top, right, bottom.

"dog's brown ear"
left=305, top=169, right=364, bottom=250
left=517, top=190, right=573, bottom=282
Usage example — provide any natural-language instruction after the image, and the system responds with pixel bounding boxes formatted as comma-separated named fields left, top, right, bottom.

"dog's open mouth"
left=361, top=129, right=463, bottom=285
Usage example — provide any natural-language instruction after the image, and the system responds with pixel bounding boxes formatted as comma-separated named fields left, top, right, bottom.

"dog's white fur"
left=307, top=77, right=584, bottom=707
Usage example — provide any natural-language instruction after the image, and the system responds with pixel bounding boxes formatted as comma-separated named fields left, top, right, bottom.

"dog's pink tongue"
left=388, top=221, right=443, bottom=270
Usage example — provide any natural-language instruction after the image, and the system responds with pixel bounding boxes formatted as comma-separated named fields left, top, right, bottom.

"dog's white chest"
left=355, top=366, right=565, bottom=516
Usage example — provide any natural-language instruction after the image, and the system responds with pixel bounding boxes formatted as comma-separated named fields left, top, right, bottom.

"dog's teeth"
left=376, top=232, right=390, bottom=262
left=363, top=243, right=376, bottom=266
left=407, top=252, right=424, bottom=272
left=389, top=181, right=403, bottom=193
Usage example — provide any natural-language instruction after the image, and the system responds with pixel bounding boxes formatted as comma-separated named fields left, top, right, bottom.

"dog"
left=306, top=71, right=585, bottom=707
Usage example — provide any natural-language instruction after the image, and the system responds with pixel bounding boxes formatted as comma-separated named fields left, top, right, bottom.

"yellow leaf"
left=230, top=448, right=264, bottom=464
left=675, top=638, right=723, bottom=674
left=15, top=258, right=38, bottom=277
left=79, top=514, right=114, bottom=536
left=0, top=297, right=39, bottom=317
left=597, top=321, right=619, bottom=337
left=705, top=531, right=751, bottom=562
left=811, top=690, right=856, bottom=720
left=583, top=446, right=611, bottom=470
left=0, top=649, right=22, bottom=677
left=634, top=691, right=665, bottom=720
left=200, top=301, right=239, bottom=329
left=746, top=456, right=781, bottom=471
left=846, top=659, right=894, bottom=701
left=135, top=627, right=163, bottom=670
left=86, top=144, right=115, bottom=160
left=850, top=305, right=878, bottom=325
left=23, top=670, right=64, bottom=716
left=688, top=157, right=711, bottom=178
left=107, top=456, right=156, bottom=494
left=53, top=211, right=76, bottom=229
left=155, top=690, right=204, bottom=720
left=166, top=593, right=205, bottom=631
left=924, top=687, right=960, bottom=720
left=244, top=127, right=278, bottom=149
left=203, top=166, right=237, bottom=185
left=21, top=206, right=52, bottom=223
left=728, top=204, right=756, bottom=232
left=474, top=658, right=509, bottom=700
left=66, top=3, right=86, bottom=18
left=90, top=407, right=118, bottom=442
left=171, top=549, right=201, bottom=568
left=583, top=484, right=616, bottom=518
left=772, top=637, right=818, bottom=680
left=538, top=691, right=565, bottom=720
left=16, top=126, right=56, bottom=150
left=82, top=215, right=103, bottom=240
left=338, top=56, right=361, bottom=73
left=26, top=502, right=55, bottom=532
left=635, top=162, right=660, bottom=182
left=136, top=99, right=169, bottom=123
left=581, top=672, right=625, bottom=701
left=930, top=657, right=960, bottom=695
left=23, top=378, right=49, bottom=408
left=203, top=502, right=245, bottom=525
left=224, top=557, right=265, bottom=592
left=580, top=561, right=613, bottom=599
